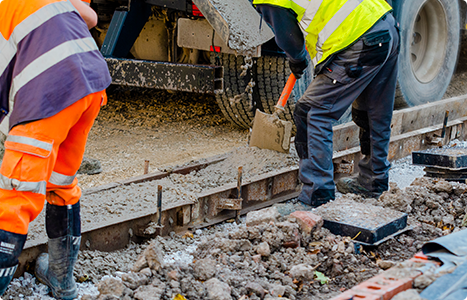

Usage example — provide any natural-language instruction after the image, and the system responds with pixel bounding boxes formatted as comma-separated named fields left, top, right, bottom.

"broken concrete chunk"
left=133, top=284, right=165, bottom=300
left=413, top=273, right=436, bottom=289
left=132, top=241, right=164, bottom=272
left=167, top=269, right=179, bottom=281
left=139, top=267, right=152, bottom=277
left=288, top=211, right=323, bottom=234
left=391, top=289, right=423, bottom=300
left=205, top=278, right=232, bottom=300
left=252, top=254, right=262, bottom=263
left=246, top=282, right=266, bottom=298
left=377, top=260, right=395, bottom=270
left=192, top=258, right=217, bottom=281
left=97, top=277, right=125, bottom=297
left=256, top=242, right=270, bottom=257
left=289, top=264, right=315, bottom=281
left=246, top=207, right=280, bottom=226
left=270, top=284, right=286, bottom=297
left=433, top=180, right=453, bottom=193
left=121, top=272, right=150, bottom=290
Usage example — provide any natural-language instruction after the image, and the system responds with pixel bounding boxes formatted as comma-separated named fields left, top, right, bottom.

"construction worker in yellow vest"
left=253, top=0, right=400, bottom=205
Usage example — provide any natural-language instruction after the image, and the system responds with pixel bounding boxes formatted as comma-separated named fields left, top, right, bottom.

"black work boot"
left=336, top=175, right=388, bottom=198
left=309, top=189, right=335, bottom=207
left=0, top=230, right=27, bottom=295
left=36, top=202, right=81, bottom=300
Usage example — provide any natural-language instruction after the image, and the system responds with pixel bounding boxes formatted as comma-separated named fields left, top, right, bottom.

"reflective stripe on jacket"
left=253, top=0, right=392, bottom=66
left=0, top=0, right=111, bottom=131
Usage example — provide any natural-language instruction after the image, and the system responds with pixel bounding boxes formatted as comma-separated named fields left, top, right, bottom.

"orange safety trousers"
left=0, top=90, right=107, bottom=235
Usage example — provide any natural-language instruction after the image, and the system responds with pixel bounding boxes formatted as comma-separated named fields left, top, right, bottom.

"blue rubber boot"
left=36, top=202, right=81, bottom=300
left=0, top=230, right=27, bottom=295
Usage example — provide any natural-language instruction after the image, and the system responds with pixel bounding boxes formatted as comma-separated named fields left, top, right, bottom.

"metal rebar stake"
left=236, top=166, right=243, bottom=224
left=157, top=185, right=163, bottom=234
left=441, top=110, right=449, bottom=139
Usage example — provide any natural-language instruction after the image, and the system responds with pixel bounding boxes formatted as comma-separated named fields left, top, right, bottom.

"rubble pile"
left=3, top=177, right=467, bottom=299
left=79, top=207, right=370, bottom=300
left=379, top=178, right=467, bottom=232
left=76, top=178, right=467, bottom=300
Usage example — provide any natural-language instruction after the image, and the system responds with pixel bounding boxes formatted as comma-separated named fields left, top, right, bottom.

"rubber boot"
left=36, top=202, right=81, bottom=300
left=0, top=230, right=27, bottom=295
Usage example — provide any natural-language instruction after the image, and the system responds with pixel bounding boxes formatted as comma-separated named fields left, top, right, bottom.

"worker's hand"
left=289, top=59, right=308, bottom=79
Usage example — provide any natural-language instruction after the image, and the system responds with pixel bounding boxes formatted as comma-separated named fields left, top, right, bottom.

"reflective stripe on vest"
left=298, top=0, right=323, bottom=36
left=312, top=0, right=363, bottom=65
left=49, top=171, right=76, bottom=186
left=0, top=174, right=47, bottom=195
left=9, top=37, right=98, bottom=103
left=0, top=1, right=76, bottom=76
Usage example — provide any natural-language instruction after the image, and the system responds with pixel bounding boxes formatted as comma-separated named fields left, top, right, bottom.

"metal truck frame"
left=91, top=0, right=467, bottom=129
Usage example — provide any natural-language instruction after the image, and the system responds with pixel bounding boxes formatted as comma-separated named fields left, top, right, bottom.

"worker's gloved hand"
left=289, top=59, right=308, bottom=79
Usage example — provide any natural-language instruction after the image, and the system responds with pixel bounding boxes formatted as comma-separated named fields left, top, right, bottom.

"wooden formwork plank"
left=333, top=118, right=467, bottom=175
left=333, top=96, right=467, bottom=152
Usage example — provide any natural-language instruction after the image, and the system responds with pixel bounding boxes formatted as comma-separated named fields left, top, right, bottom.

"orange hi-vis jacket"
left=0, top=0, right=111, bottom=132
left=0, top=0, right=110, bottom=235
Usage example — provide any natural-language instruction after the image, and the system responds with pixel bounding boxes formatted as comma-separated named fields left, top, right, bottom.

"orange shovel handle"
left=275, top=74, right=297, bottom=111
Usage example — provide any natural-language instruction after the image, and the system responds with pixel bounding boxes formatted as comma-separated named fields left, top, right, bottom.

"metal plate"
left=413, top=147, right=467, bottom=170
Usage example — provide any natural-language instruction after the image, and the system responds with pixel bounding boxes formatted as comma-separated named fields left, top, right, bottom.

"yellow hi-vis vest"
left=253, top=0, right=392, bottom=66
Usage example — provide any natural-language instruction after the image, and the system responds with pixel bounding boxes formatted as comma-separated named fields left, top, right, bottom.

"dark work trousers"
left=294, top=14, right=400, bottom=205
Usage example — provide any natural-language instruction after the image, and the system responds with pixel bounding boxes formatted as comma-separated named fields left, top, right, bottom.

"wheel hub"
left=410, top=0, right=448, bottom=83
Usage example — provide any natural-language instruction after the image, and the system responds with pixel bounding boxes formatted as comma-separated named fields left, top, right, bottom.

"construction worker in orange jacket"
left=0, top=0, right=111, bottom=298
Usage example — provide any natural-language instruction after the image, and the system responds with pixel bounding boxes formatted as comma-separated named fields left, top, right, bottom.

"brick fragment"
left=289, top=211, right=323, bottom=234
left=246, top=207, right=280, bottom=226
left=328, top=289, right=381, bottom=300
left=353, top=274, right=414, bottom=300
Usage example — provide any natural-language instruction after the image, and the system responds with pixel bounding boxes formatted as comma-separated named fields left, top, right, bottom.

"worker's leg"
left=0, top=91, right=104, bottom=296
left=337, top=15, right=400, bottom=197
left=0, top=120, right=60, bottom=294
left=294, top=17, right=397, bottom=206
left=35, top=90, right=105, bottom=300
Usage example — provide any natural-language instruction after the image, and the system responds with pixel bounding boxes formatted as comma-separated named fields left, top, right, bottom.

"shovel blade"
left=249, top=109, right=292, bottom=153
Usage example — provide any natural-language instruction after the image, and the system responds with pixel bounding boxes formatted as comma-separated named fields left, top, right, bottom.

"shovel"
left=249, top=73, right=296, bottom=153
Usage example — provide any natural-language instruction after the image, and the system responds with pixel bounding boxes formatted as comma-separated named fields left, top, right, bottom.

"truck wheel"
left=394, top=0, right=460, bottom=108
left=211, top=53, right=256, bottom=129
left=256, top=55, right=353, bottom=129
left=256, top=55, right=313, bottom=132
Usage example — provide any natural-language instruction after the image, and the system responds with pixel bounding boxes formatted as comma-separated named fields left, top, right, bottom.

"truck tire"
left=211, top=53, right=255, bottom=129
left=213, top=53, right=314, bottom=130
left=255, top=55, right=313, bottom=131
left=394, top=0, right=461, bottom=108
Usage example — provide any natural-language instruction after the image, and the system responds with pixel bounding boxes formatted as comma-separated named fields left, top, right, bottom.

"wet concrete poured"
left=314, top=198, right=408, bottom=245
